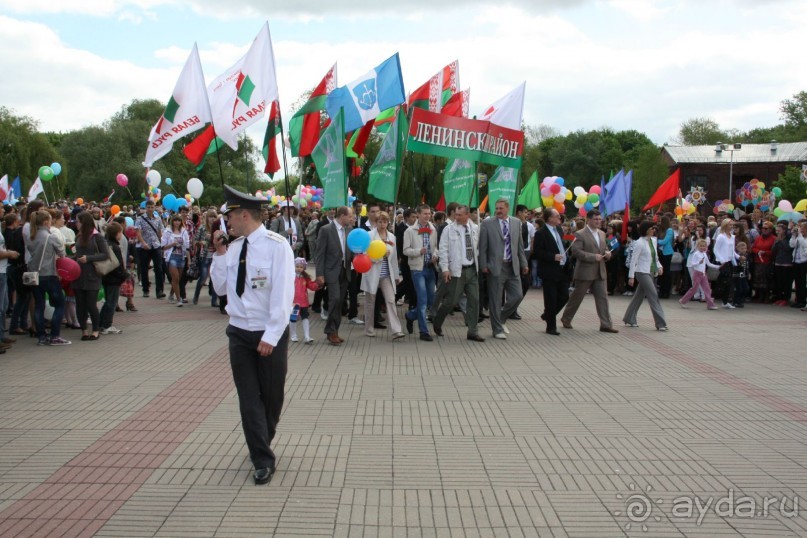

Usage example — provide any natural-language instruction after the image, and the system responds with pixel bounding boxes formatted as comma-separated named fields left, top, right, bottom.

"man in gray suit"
left=560, top=210, right=618, bottom=333
left=269, top=206, right=304, bottom=255
left=478, top=198, right=529, bottom=339
left=315, top=206, right=354, bottom=345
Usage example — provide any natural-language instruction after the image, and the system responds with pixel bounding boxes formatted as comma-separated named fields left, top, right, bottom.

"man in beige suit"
left=560, top=210, right=618, bottom=333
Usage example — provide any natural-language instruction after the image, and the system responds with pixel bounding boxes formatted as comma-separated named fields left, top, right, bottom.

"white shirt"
left=687, top=250, right=720, bottom=273
left=210, top=226, right=295, bottom=346
left=713, top=233, right=738, bottom=265
left=335, top=223, right=346, bottom=259
left=526, top=221, right=536, bottom=252
left=628, top=236, right=659, bottom=278
left=587, top=226, right=600, bottom=248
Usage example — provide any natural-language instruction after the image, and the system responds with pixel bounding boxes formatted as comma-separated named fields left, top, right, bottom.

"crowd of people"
left=1, top=193, right=805, bottom=353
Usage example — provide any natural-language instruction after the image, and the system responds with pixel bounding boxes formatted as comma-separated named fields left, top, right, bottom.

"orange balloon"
left=674, top=206, right=684, bottom=215
left=111, top=205, right=121, bottom=215
left=76, top=198, right=84, bottom=205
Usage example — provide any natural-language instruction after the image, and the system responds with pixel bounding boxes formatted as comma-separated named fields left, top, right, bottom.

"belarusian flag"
left=345, top=119, right=374, bottom=159
left=262, top=100, right=281, bottom=177
left=441, top=88, right=470, bottom=118
left=373, top=106, right=397, bottom=134
left=408, top=60, right=459, bottom=113
left=289, top=64, right=336, bottom=157
left=209, top=22, right=279, bottom=151
left=144, top=44, right=211, bottom=167
left=311, top=108, right=347, bottom=208
left=183, top=125, right=217, bottom=167
left=368, top=107, right=408, bottom=203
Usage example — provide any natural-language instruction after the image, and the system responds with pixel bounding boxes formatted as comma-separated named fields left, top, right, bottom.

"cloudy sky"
left=2, top=0, right=805, bottom=154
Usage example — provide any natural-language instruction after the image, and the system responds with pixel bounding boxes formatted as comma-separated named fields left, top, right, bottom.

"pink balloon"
left=56, top=257, right=81, bottom=282
left=116, top=173, right=128, bottom=187
left=589, top=185, right=602, bottom=195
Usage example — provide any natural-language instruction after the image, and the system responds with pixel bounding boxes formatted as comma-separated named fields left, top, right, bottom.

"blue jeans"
left=100, top=284, right=120, bottom=329
left=193, top=257, right=215, bottom=304
left=33, top=276, right=65, bottom=339
left=406, top=268, right=436, bottom=334
left=0, top=273, right=7, bottom=340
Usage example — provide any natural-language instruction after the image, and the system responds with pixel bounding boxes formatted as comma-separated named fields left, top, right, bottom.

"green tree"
left=772, top=166, right=807, bottom=206
left=780, top=91, right=807, bottom=128
left=631, top=146, right=670, bottom=211
left=0, top=107, right=61, bottom=195
left=674, top=117, right=727, bottom=145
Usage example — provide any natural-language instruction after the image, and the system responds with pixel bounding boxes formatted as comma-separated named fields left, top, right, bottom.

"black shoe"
left=509, top=313, right=522, bottom=320
left=253, top=466, right=275, bottom=485
left=479, top=312, right=489, bottom=320
left=156, top=293, right=166, bottom=299
left=466, top=334, right=485, bottom=342
left=433, top=325, right=443, bottom=337
left=540, top=313, right=546, bottom=321
left=311, top=307, right=321, bottom=313
left=406, top=317, right=414, bottom=334
left=374, top=323, right=387, bottom=329
left=419, top=333, right=433, bottom=342
left=143, top=292, right=150, bottom=298
left=546, top=329, right=560, bottom=336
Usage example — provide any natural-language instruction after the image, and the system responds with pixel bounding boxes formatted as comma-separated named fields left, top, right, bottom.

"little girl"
left=679, top=239, right=720, bottom=310
left=291, top=258, right=319, bottom=344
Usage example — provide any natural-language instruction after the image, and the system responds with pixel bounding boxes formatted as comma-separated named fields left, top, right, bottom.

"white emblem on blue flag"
left=353, top=79, right=377, bottom=111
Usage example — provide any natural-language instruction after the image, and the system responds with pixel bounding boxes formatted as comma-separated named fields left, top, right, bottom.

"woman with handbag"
left=25, top=210, right=70, bottom=346
left=99, top=223, right=127, bottom=335
left=72, top=211, right=112, bottom=341
left=161, top=215, right=190, bottom=307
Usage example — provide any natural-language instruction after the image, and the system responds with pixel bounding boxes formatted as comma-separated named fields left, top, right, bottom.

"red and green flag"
left=407, top=60, right=459, bottom=113
left=441, top=88, right=470, bottom=118
left=262, top=100, right=281, bottom=177
left=289, top=64, right=336, bottom=157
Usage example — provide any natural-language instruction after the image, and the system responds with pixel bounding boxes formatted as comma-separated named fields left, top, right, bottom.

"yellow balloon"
left=360, top=205, right=367, bottom=217
left=565, top=190, right=573, bottom=200
left=757, top=182, right=765, bottom=189
left=687, top=204, right=697, bottom=214
left=794, top=199, right=807, bottom=212
left=367, top=239, right=386, bottom=261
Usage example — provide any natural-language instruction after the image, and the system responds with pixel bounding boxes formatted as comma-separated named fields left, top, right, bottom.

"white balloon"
left=146, top=170, right=161, bottom=188
left=187, top=177, right=204, bottom=199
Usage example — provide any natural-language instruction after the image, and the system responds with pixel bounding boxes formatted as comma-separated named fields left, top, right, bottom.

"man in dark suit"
left=311, top=208, right=334, bottom=314
left=560, top=209, right=618, bottom=333
left=533, top=208, right=571, bottom=335
left=315, top=206, right=354, bottom=345
left=478, top=198, right=529, bottom=339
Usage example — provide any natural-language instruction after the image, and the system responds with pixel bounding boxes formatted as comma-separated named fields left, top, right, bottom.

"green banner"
left=443, top=159, right=477, bottom=206
left=311, top=108, right=347, bottom=208
left=487, top=167, right=518, bottom=216
left=368, top=107, right=408, bottom=203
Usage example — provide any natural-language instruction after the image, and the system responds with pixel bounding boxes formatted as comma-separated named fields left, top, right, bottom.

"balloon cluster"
left=162, top=193, right=189, bottom=211
left=713, top=199, right=735, bottom=214
left=735, top=178, right=773, bottom=210
left=774, top=200, right=803, bottom=222
left=291, top=185, right=323, bottom=209
left=147, top=185, right=162, bottom=202
left=572, top=184, right=602, bottom=217
left=540, top=176, right=572, bottom=214
left=39, top=162, right=62, bottom=182
left=674, top=200, right=697, bottom=218
left=345, top=228, right=387, bottom=274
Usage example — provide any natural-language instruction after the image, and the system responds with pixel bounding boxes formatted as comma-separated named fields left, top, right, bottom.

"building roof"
left=664, top=142, right=807, bottom=164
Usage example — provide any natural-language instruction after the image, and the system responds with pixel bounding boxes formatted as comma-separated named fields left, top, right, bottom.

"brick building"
left=661, top=142, right=807, bottom=204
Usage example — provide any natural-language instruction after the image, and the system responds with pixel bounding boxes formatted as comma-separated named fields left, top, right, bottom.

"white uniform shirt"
left=210, top=226, right=295, bottom=346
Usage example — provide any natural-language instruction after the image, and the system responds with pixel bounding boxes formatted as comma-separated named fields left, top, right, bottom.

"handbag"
left=22, top=242, right=47, bottom=286
left=92, top=235, right=120, bottom=276
left=671, top=252, right=684, bottom=265
left=186, top=257, right=200, bottom=280
left=120, top=273, right=135, bottom=298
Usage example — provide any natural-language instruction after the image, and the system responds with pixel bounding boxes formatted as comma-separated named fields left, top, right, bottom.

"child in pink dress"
left=291, top=258, right=319, bottom=344
left=679, top=239, right=720, bottom=310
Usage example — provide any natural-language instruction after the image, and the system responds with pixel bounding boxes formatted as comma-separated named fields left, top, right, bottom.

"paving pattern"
left=1, top=287, right=806, bottom=537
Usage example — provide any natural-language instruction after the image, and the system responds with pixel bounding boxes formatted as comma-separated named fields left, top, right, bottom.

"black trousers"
left=137, top=247, right=164, bottom=295
left=541, top=275, right=569, bottom=332
left=325, top=269, right=349, bottom=335
left=226, top=324, right=289, bottom=470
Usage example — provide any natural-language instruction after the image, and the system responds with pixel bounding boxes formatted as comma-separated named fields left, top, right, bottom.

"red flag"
left=183, top=125, right=216, bottom=166
left=348, top=119, right=375, bottom=157
left=435, top=193, right=446, bottom=211
left=642, top=168, right=680, bottom=211
left=262, top=101, right=281, bottom=177
left=621, top=203, right=630, bottom=243
left=441, top=88, right=469, bottom=118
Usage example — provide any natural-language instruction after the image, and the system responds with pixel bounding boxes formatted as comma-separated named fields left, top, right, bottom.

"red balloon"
left=353, top=253, right=372, bottom=274
left=589, top=185, right=602, bottom=195
left=56, top=257, right=81, bottom=282
left=549, top=183, right=561, bottom=194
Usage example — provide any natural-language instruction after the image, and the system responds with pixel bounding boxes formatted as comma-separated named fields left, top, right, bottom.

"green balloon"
left=38, top=165, right=54, bottom=181
left=771, top=187, right=782, bottom=197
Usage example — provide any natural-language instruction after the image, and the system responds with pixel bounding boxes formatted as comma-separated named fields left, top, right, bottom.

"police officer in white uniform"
left=210, top=185, right=295, bottom=485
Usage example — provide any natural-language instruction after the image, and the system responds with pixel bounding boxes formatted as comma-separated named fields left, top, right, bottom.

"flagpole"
left=276, top=108, right=294, bottom=227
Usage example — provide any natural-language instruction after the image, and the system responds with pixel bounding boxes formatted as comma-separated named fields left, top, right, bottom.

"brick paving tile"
left=2, top=290, right=807, bottom=536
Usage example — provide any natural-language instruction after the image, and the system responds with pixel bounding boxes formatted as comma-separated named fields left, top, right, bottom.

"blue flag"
left=602, top=169, right=632, bottom=217
left=325, top=53, right=406, bottom=133
left=11, top=176, right=21, bottom=199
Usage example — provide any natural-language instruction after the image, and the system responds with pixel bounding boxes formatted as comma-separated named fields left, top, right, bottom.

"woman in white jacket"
left=623, top=220, right=668, bottom=331
left=361, top=212, right=405, bottom=339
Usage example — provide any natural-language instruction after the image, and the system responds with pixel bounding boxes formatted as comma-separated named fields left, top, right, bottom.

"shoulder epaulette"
left=267, top=230, right=286, bottom=243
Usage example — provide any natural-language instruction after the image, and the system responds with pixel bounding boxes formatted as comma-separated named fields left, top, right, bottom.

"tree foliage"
left=0, top=107, right=60, bottom=194
left=772, top=166, right=807, bottom=205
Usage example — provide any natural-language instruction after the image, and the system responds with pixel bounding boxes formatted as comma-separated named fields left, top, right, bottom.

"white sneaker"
left=168, top=293, right=175, bottom=302
left=101, top=326, right=122, bottom=335
left=349, top=317, right=364, bottom=325
left=501, top=324, right=510, bottom=334
left=291, top=335, right=299, bottom=342
left=304, top=338, right=314, bottom=345
left=176, top=302, right=183, bottom=307
left=494, top=333, right=507, bottom=340
left=723, top=303, right=736, bottom=309
left=396, top=298, right=405, bottom=306
left=622, top=291, right=634, bottom=296
left=321, top=313, right=328, bottom=321
left=168, top=298, right=176, bottom=304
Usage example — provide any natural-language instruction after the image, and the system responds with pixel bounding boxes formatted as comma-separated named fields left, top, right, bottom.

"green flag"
left=368, top=107, right=408, bottom=203
left=443, top=159, right=475, bottom=206
left=517, top=171, right=541, bottom=210
left=487, top=167, right=518, bottom=216
left=311, top=108, right=347, bottom=208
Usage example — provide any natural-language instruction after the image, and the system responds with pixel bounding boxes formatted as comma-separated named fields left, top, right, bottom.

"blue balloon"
left=140, top=201, right=146, bottom=209
left=555, top=177, right=565, bottom=186
left=50, top=162, right=62, bottom=176
left=165, top=177, right=173, bottom=186
left=584, top=201, right=593, bottom=211
left=125, top=216, right=134, bottom=227
left=176, top=198, right=188, bottom=208
left=347, top=228, right=371, bottom=253
left=163, top=194, right=178, bottom=211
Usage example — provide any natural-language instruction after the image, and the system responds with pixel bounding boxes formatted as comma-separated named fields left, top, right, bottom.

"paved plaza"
left=1, top=288, right=806, bottom=537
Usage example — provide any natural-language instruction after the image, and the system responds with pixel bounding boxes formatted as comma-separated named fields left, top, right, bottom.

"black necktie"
left=236, top=238, right=248, bottom=297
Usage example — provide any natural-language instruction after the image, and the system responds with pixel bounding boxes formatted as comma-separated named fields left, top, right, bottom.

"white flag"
left=144, top=44, right=211, bottom=167
left=0, top=175, right=7, bottom=202
left=209, top=22, right=279, bottom=150
left=478, top=81, right=526, bottom=131
left=28, top=177, right=44, bottom=199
